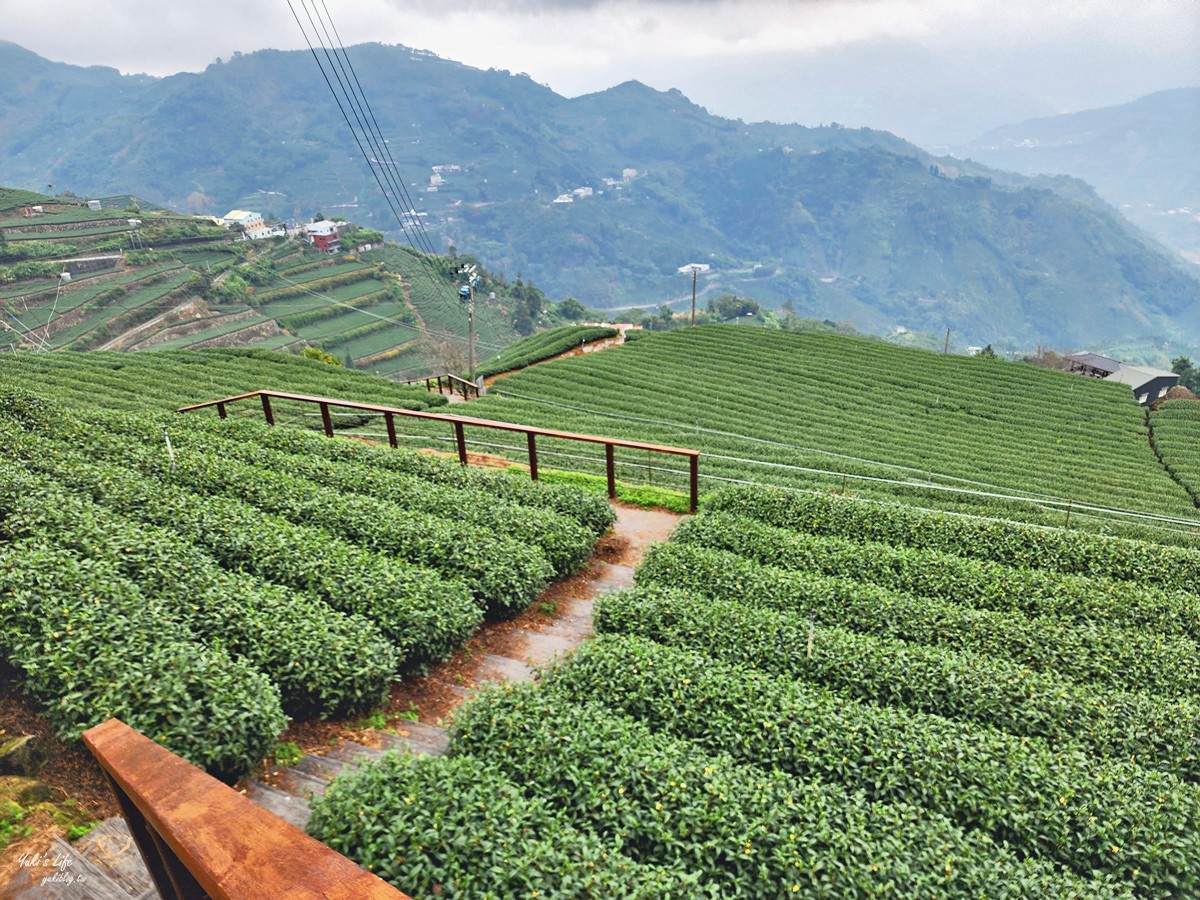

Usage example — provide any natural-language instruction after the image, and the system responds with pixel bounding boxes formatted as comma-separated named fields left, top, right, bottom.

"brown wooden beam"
left=82, top=719, right=409, bottom=900
left=319, top=402, right=334, bottom=438
left=179, top=390, right=700, bottom=457
left=454, top=421, right=467, bottom=465
left=260, top=393, right=274, bottom=426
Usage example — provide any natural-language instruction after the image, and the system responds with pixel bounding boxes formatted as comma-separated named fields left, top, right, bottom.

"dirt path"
left=283, top=502, right=681, bottom=746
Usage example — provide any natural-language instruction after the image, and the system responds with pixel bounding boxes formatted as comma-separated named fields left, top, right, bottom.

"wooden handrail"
left=83, top=719, right=410, bottom=900
left=178, top=389, right=701, bottom=512
left=396, top=372, right=480, bottom=400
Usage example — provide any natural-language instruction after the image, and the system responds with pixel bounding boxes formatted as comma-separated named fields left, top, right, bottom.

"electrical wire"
left=316, top=0, right=440, bottom=259
left=286, top=0, right=452, bottom=305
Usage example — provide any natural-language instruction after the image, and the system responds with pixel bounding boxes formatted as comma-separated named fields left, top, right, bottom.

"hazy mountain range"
left=961, top=88, right=1200, bottom=265
left=0, top=40, right=1196, bottom=352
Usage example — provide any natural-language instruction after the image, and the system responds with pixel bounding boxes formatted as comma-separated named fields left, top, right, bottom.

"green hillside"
left=0, top=190, right=547, bottom=375
left=963, top=88, right=1200, bottom=264
left=446, top=328, right=1199, bottom=534
left=7, top=339, right=1200, bottom=892
left=0, top=355, right=612, bottom=782
left=478, top=324, right=619, bottom=378
left=1150, top=397, right=1200, bottom=506
left=311, top=486, right=1200, bottom=896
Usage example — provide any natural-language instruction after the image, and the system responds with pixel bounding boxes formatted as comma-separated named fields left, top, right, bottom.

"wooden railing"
left=83, top=719, right=410, bottom=900
left=177, top=389, right=701, bottom=513
left=396, top=372, right=479, bottom=400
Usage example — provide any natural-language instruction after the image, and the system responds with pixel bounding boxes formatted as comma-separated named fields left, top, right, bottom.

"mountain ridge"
left=0, top=41, right=1195, bottom=351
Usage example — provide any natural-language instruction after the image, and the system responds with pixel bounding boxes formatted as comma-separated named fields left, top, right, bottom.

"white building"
left=220, top=210, right=272, bottom=240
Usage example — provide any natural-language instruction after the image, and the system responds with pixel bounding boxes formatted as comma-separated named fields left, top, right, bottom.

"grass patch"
left=0, top=777, right=98, bottom=852
left=536, top=469, right=694, bottom=514
left=271, top=742, right=304, bottom=767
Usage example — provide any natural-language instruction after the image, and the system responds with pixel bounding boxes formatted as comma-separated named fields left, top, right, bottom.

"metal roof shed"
left=1066, top=352, right=1123, bottom=378
left=1105, top=365, right=1179, bottom=406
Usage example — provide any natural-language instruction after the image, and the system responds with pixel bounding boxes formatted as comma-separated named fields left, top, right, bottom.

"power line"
left=285, top=0, right=452, bottom=305
left=315, top=0, right=440, bottom=259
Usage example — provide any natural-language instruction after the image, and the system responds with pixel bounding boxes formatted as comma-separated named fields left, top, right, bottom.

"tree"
left=558, top=297, right=586, bottom=321
left=707, top=294, right=760, bottom=322
left=302, top=346, right=342, bottom=366
left=1171, top=356, right=1199, bottom=392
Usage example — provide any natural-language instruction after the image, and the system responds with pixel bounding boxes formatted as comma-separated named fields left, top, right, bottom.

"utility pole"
left=943, top=327, right=950, bottom=355
left=691, top=267, right=698, bottom=327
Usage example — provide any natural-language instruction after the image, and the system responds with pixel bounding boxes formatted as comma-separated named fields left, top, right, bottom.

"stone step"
left=509, top=630, right=576, bottom=666
left=71, top=818, right=159, bottom=899
left=241, top=781, right=311, bottom=831
left=590, top=563, right=636, bottom=593
left=476, top=652, right=535, bottom=683
left=292, top=752, right=352, bottom=782
left=541, top=609, right=594, bottom=640
left=376, top=721, right=449, bottom=757
left=4, top=835, right=144, bottom=899
left=263, top=765, right=328, bottom=802
left=323, top=741, right=385, bottom=768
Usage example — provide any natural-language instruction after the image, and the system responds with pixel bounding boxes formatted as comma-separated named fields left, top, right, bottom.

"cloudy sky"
left=3, top=0, right=1197, bottom=146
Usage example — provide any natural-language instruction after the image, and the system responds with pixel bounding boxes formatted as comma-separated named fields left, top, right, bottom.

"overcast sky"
left=3, top=0, right=1197, bottom=146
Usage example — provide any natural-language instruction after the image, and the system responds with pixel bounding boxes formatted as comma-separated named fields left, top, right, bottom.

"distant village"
left=215, top=210, right=369, bottom=254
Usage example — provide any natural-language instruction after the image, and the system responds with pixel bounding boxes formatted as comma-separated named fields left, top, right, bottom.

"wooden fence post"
left=385, top=412, right=398, bottom=448
left=216, top=402, right=227, bottom=420
left=260, top=393, right=275, bottom=426
left=689, top=455, right=699, bottom=514
left=454, top=421, right=468, bottom=465
left=319, top=402, right=334, bottom=438
left=606, top=443, right=616, bottom=499
left=527, top=432, right=539, bottom=481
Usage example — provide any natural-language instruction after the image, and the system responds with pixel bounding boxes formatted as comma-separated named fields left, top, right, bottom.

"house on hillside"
left=1066, top=351, right=1122, bottom=378
left=220, top=210, right=272, bottom=240
left=1105, top=365, right=1178, bottom=406
left=304, top=220, right=341, bottom=253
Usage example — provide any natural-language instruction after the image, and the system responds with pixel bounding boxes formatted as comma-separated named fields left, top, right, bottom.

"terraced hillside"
left=309, top=484, right=1200, bottom=897
left=478, top=324, right=620, bottom=378
left=0, top=190, right=536, bottom=373
left=0, top=348, right=451, bottom=414
left=444, top=327, right=1199, bottom=533
left=0, top=367, right=613, bottom=784
left=6, top=339, right=1200, bottom=895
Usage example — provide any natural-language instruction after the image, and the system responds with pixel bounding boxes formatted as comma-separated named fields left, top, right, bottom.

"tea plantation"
left=477, top=325, right=619, bottom=378
left=0, top=355, right=613, bottom=783
left=6, top=330, right=1200, bottom=896
left=454, top=327, right=1200, bottom=537
left=310, top=485, right=1200, bottom=897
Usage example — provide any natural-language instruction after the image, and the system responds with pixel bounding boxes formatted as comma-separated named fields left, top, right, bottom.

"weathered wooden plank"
left=82, top=719, right=410, bottom=900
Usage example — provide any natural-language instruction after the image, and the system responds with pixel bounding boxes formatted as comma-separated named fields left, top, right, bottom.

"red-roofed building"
left=305, top=220, right=341, bottom=253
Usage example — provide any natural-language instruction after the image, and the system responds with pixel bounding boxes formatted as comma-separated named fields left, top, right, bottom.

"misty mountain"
left=961, top=88, right=1200, bottom=264
left=0, top=40, right=1196, bottom=350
